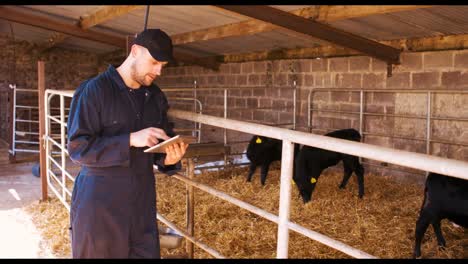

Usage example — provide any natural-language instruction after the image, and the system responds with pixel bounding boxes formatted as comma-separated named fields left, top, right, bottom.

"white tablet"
left=144, top=135, right=196, bottom=153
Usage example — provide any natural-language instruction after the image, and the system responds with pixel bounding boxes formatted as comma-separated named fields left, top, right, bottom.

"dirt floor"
left=0, top=162, right=57, bottom=258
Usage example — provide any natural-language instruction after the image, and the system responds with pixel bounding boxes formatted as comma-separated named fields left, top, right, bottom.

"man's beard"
left=130, top=62, right=153, bottom=86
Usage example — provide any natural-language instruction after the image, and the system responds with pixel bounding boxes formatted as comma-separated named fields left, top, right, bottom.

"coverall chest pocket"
left=101, top=106, right=128, bottom=136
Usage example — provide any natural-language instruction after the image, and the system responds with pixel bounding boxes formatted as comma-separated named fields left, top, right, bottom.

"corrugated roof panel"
left=0, top=21, right=57, bottom=44
left=3, top=5, right=468, bottom=57
left=56, top=36, right=120, bottom=54
left=386, top=6, right=468, bottom=36
left=97, top=5, right=249, bottom=36
left=179, top=29, right=324, bottom=56
left=330, top=15, right=433, bottom=41
left=329, top=6, right=468, bottom=41
left=23, top=5, right=102, bottom=20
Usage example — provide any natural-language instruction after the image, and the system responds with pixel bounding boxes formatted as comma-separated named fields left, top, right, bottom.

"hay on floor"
left=24, top=162, right=466, bottom=259
left=24, top=198, right=71, bottom=258
left=157, top=163, right=466, bottom=259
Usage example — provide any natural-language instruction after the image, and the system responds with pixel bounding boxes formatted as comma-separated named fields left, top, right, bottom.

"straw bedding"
left=24, top=162, right=466, bottom=259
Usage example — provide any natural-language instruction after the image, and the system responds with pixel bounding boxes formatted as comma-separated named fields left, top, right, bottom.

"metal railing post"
left=425, top=91, right=432, bottom=177
left=293, top=81, right=297, bottom=131
left=276, top=139, right=295, bottom=258
left=60, top=95, right=66, bottom=201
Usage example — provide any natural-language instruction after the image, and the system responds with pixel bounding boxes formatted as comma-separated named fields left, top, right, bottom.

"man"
left=67, top=29, right=188, bottom=258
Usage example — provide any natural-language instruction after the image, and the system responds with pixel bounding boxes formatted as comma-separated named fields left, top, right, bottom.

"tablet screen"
left=144, top=135, right=196, bottom=153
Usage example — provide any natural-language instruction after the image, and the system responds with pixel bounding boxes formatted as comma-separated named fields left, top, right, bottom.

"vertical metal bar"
left=425, top=91, right=432, bottom=177
left=223, top=89, right=228, bottom=166
left=186, top=158, right=195, bottom=258
left=293, top=81, right=297, bottom=130
left=359, top=90, right=364, bottom=163
left=38, top=61, right=48, bottom=201
left=28, top=108, right=32, bottom=140
left=276, top=139, right=294, bottom=258
left=60, top=95, right=66, bottom=200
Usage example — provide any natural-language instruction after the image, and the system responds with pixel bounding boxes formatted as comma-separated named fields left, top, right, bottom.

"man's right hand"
left=129, top=127, right=171, bottom=148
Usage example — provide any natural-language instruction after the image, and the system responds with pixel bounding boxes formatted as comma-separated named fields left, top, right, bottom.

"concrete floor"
left=0, top=162, right=55, bottom=258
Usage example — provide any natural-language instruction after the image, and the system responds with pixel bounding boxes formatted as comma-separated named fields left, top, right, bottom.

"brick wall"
left=157, top=49, right=468, bottom=182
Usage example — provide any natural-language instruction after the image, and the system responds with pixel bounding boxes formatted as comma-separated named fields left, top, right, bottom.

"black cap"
left=134, top=29, right=174, bottom=63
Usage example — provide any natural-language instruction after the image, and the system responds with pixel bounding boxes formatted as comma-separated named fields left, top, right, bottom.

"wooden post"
left=8, top=84, right=15, bottom=163
left=38, top=61, right=48, bottom=201
left=186, top=158, right=195, bottom=258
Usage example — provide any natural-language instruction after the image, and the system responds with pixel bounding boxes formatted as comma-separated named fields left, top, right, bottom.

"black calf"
left=246, top=135, right=299, bottom=185
left=293, top=128, right=364, bottom=204
left=413, top=172, right=468, bottom=258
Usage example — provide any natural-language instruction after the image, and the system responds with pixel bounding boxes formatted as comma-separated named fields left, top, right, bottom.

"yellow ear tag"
left=310, top=177, right=317, bottom=184
left=256, top=137, right=262, bottom=144
left=291, top=180, right=295, bottom=185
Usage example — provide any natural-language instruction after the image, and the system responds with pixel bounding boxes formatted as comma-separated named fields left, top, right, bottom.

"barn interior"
left=0, top=5, right=467, bottom=259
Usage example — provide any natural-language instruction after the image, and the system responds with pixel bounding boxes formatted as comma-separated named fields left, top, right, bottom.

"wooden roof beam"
left=0, top=6, right=126, bottom=47
left=0, top=6, right=219, bottom=71
left=214, top=34, right=468, bottom=63
left=38, top=6, right=144, bottom=54
left=213, top=5, right=401, bottom=65
left=171, top=5, right=432, bottom=45
left=78, top=5, right=144, bottom=29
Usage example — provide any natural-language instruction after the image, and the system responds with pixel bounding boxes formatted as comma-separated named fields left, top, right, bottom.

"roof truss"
left=171, top=5, right=432, bottom=45
left=213, top=5, right=401, bottom=65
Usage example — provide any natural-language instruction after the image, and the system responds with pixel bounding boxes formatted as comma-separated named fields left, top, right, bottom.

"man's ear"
left=130, top=44, right=139, bottom=58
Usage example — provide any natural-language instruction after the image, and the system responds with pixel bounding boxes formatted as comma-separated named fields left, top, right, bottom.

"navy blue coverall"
left=67, top=65, right=181, bottom=258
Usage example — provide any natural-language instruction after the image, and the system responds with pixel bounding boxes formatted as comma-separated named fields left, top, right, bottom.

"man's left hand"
left=164, top=142, right=189, bottom=165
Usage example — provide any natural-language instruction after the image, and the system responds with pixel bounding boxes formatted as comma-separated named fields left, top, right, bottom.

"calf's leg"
left=247, top=162, right=257, bottom=182
left=432, top=219, right=447, bottom=249
left=342, top=156, right=365, bottom=198
left=413, top=208, right=434, bottom=258
left=260, top=162, right=271, bottom=186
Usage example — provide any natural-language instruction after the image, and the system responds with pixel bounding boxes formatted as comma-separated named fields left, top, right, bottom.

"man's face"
left=131, top=45, right=168, bottom=86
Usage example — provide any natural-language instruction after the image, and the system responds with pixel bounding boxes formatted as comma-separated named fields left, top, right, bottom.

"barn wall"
left=157, top=49, right=468, bottom=182
left=0, top=35, right=101, bottom=145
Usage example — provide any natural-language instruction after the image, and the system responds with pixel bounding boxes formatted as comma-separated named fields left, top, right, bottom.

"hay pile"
left=23, top=163, right=466, bottom=259
left=24, top=198, right=71, bottom=258
left=157, top=163, right=466, bottom=259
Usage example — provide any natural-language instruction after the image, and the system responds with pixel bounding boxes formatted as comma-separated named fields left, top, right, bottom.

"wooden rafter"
left=78, top=5, right=144, bottom=29
left=0, top=6, right=125, bottom=47
left=171, top=5, right=432, bottom=45
left=215, top=34, right=468, bottom=63
left=0, top=6, right=219, bottom=70
left=214, top=5, right=401, bottom=65
left=36, top=32, right=68, bottom=55
left=38, top=6, right=143, bottom=54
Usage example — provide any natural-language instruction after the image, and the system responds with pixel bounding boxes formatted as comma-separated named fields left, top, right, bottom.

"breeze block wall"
left=0, top=34, right=101, bottom=146
left=157, top=49, right=468, bottom=183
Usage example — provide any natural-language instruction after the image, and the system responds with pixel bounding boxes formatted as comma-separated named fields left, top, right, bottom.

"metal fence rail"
left=43, top=89, right=75, bottom=211
left=9, top=85, right=70, bottom=157
left=42, top=88, right=468, bottom=259
left=167, top=109, right=468, bottom=259
left=164, top=82, right=298, bottom=167
left=307, top=88, right=468, bottom=176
